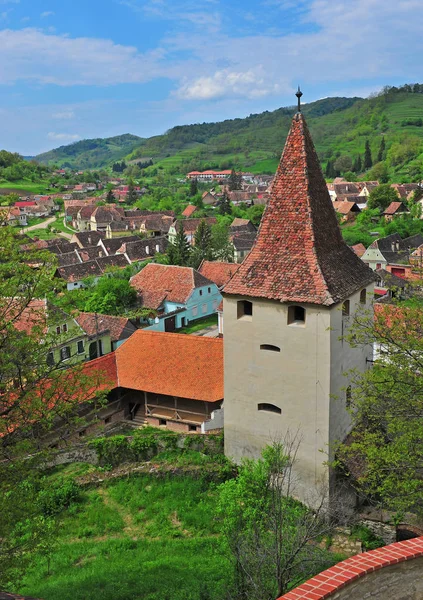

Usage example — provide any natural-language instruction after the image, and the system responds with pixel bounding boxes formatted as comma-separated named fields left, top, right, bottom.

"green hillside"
left=127, top=87, right=423, bottom=181
left=34, top=85, right=423, bottom=181
left=36, top=134, right=144, bottom=170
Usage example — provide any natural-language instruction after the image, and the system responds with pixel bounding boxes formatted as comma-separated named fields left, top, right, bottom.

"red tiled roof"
left=182, top=204, right=197, bottom=218
left=115, top=330, right=223, bottom=402
left=332, top=200, right=359, bottom=214
left=76, top=312, right=135, bottom=342
left=198, top=260, right=240, bottom=288
left=224, top=113, right=375, bottom=305
left=351, top=243, right=367, bottom=258
left=15, top=201, right=36, bottom=207
left=383, top=201, right=408, bottom=215
left=9, top=299, right=48, bottom=335
left=130, top=263, right=213, bottom=309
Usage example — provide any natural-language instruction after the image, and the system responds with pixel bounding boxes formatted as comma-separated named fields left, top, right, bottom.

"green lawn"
left=177, top=314, right=218, bottom=334
left=0, top=180, right=51, bottom=194
left=18, top=470, right=230, bottom=600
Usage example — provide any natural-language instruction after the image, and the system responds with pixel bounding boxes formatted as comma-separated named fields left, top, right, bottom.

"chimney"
left=396, top=241, right=400, bottom=250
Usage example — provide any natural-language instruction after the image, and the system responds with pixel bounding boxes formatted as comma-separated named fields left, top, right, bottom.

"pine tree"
left=194, top=219, right=212, bottom=254
left=353, top=155, right=362, bottom=173
left=106, top=188, right=116, bottom=203
left=363, top=140, right=373, bottom=170
left=126, top=180, right=138, bottom=205
left=218, top=191, right=232, bottom=215
left=189, top=177, right=198, bottom=196
left=325, top=160, right=336, bottom=178
left=173, top=226, right=191, bottom=266
left=377, top=137, right=386, bottom=163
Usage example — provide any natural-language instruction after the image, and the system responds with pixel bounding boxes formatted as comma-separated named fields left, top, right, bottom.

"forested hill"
left=35, top=85, right=423, bottom=180
left=35, top=134, right=144, bottom=170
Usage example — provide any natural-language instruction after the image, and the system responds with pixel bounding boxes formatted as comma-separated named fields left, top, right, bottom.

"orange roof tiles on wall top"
left=224, top=112, right=375, bottom=306
left=115, top=330, right=223, bottom=402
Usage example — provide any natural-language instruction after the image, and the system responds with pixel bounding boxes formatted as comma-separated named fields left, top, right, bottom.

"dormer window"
left=360, top=289, right=366, bottom=304
left=237, top=300, right=253, bottom=320
left=288, top=305, right=305, bottom=325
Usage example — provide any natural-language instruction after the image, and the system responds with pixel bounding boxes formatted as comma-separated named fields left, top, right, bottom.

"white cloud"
left=41, top=11, right=54, bottom=18
left=118, top=0, right=221, bottom=32
left=0, top=28, right=168, bottom=86
left=48, top=132, right=80, bottom=142
left=52, top=110, right=75, bottom=120
left=177, top=68, right=287, bottom=100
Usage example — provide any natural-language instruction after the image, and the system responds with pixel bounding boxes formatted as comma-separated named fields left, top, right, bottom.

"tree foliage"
left=367, top=183, right=399, bottom=210
left=338, top=303, right=423, bottom=515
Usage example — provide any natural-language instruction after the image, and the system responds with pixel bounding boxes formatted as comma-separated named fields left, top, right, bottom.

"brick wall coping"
left=278, top=536, right=423, bottom=600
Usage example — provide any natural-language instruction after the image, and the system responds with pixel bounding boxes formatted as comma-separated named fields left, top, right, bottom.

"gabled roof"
left=332, top=201, right=361, bottom=215
left=182, top=204, right=197, bottom=218
left=100, top=235, right=140, bottom=255
left=224, top=112, right=375, bottom=305
left=117, top=236, right=168, bottom=262
left=76, top=312, right=136, bottom=342
left=173, top=217, right=217, bottom=234
left=383, top=201, right=409, bottom=215
left=115, top=331, right=223, bottom=402
left=231, top=231, right=257, bottom=251
left=130, top=263, right=214, bottom=309
left=230, top=218, right=257, bottom=233
left=350, top=243, right=367, bottom=258
left=198, top=260, right=240, bottom=288
left=72, top=231, right=104, bottom=248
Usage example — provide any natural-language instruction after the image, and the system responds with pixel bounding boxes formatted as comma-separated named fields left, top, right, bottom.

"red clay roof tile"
left=224, top=113, right=375, bottom=305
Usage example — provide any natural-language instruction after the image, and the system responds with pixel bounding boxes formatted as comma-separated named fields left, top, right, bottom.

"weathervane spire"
left=295, top=86, right=303, bottom=113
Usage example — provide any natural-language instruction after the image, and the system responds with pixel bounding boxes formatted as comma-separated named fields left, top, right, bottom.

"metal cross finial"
left=295, top=86, right=303, bottom=112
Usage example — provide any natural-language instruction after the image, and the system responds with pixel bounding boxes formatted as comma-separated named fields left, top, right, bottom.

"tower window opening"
left=237, top=300, right=253, bottom=320
left=258, top=403, right=282, bottom=415
left=360, top=289, right=367, bottom=304
left=288, top=305, right=305, bottom=325
left=342, top=300, right=350, bottom=316
left=260, top=344, right=281, bottom=352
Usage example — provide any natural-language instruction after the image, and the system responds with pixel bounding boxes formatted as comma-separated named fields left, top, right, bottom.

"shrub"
left=37, top=479, right=81, bottom=516
left=350, top=524, right=385, bottom=550
left=89, top=435, right=130, bottom=466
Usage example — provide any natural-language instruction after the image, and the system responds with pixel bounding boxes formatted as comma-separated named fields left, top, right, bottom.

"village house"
left=14, top=201, right=49, bottom=218
left=361, top=233, right=423, bottom=276
left=0, top=206, right=27, bottom=226
left=181, top=204, right=197, bottom=218
left=12, top=299, right=111, bottom=366
left=76, top=312, right=137, bottom=352
left=374, top=268, right=409, bottom=301
left=198, top=260, right=240, bottom=290
left=70, top=230, right=105, bottom=248
left=89, top=205, right=125, bottom=232
left=230, top=218, right=257, bottom=234
left=130, top=263, right=221, bottom=332
left=222, top=105, right=375, bottom=504
left=201, top=191, right=219, bottom=206
left=383, top=201, right=410, bottom=221
left=332, top=200, right=361, bottom=222
left=350, top=243, right=367, bottom=258
left=56, top=254, right=130, bottom=290
left=187, top=170, right=232, bottom=180
left=98, top=235, right=141, bottom=256
left=168, top=217, right=217, bottom=245
left=115, top=236, right=168, bottom=264
left=139, top=214, right=174, bottom=238
left=231, top=231, right=257, bottom=263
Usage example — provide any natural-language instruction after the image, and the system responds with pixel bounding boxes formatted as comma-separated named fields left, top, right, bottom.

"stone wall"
left=278, top=537, right=423, bottom=600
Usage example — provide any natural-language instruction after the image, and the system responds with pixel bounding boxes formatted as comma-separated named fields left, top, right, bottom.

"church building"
left=222, top=97, right=375, bottom=502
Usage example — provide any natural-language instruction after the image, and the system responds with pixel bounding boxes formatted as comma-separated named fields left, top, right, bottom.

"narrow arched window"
left=258, top=403, right=281, bottom=415
left=360, top=289, right=366, bottom=304
left=288, top=305, right=306, bottom=325
left=237, top=300, right=253, bottom=320
left=260, top=344, right=280, bottom=352
left=342, top=300, right=350, bottom=316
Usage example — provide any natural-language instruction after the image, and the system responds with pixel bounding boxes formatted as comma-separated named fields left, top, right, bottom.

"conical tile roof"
left=224, top=113, right=375, bottom=305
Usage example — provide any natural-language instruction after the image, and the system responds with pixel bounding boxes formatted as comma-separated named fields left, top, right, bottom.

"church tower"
left=223, top=98, right=375, bottom=502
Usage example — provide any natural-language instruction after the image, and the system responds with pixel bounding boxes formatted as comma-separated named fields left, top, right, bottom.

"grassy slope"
left=19, top=465, right=229, bottom=600
left=35, top=134, right=144, bottom=170
left=126, top=92, right=423, bottom=177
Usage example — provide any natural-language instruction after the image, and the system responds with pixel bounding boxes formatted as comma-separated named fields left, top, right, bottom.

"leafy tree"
left=368, top=161, right=389, bottom=184
left=84, top=277, right=137, bottom=315
left=248, top=203, right=265, bottom=226
left=338, top=303, right=423, bottom=515
left=367, top=183, right=398, bottom=210
left=218, top=191, right=232, bottom=215
left=189, top=177, right=198, bottom=197
left=377, top=137, right=386, bottom=162
left=106, top=188, right=116, bottom=203
left=217, top=439, right=341, bottom=600
left=334, top=155, right=353, bottom=174
left=126, top=180, right=138, bottom=205
left=0, top=227, right=102, bottom=586
left=363, top=140, right=373, bottom=170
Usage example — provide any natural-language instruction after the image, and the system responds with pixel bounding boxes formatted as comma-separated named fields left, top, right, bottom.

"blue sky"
left=0, top=0, right=422, bottom=155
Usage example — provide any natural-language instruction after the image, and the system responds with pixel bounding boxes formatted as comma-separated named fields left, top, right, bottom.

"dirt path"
left=21, top=216, right=55, bottom=233
left=97, top=488, right=140, bottom=537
